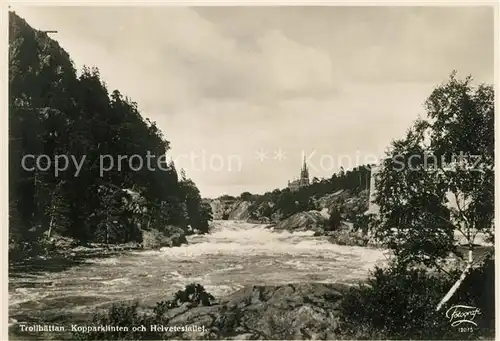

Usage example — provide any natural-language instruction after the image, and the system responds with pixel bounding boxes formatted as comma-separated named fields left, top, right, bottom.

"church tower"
left=287, top=156, right=310, bottom=191
left=300, top=156, right=309, bottom=186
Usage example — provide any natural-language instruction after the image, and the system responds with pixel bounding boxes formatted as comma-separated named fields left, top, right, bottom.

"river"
left=9, top=220, right=387, bottom=325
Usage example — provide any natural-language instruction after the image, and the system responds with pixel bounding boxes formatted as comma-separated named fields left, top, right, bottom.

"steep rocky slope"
left=273, top=210, right=328, bottom=233
left=208, top=189, right=368, bottom=225
left=205, top=189, right=375, bottom=247
left=209, top=199, right=252, bottom=220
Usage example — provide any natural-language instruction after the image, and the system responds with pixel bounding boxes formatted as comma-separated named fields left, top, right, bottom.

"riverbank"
left=11, top=263, right=495, bottom=341
left=9, top=225, right=192, bottom=270
left=11, top=220, right=492, bottom=340
left=9, top=220, right=387, bottom=340
left=9, top=282, right=352, bottom=340
left=266, top=211, right=381, bottom=248
left=9, top=242, right=142, bottom=277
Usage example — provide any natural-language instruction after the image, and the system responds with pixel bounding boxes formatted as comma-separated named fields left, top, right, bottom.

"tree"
left=327, top=206, right=342, bottom=231
left=179, top=173, right=212, bottom=234
left=338, top=166, right=345, bottom=177
left=8, top=12, right=208, bottom=256
left=373, top=72, right=494, bottom=307
left=240, top=191, right=253, bottom=201
left=45, top=181, right=71, bottom=239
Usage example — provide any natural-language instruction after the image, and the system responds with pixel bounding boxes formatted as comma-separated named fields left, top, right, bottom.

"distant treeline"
left=220, top=165, right=372, bottom=220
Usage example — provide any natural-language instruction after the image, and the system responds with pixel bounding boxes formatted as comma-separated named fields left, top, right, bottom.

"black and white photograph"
left=6, top=3, right=496, bottom=340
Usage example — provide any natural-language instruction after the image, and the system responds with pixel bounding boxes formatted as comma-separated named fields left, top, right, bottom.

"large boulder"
left=273, top=210, right=327, bottom=233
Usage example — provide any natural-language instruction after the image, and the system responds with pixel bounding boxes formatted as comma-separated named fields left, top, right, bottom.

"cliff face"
left=209, top=199, right=226, bottom=220
left=207, top=189, right=369, bottom=227
left=227, top=201, right=252, bottom=220
left=273, top=210, right=328, bottom=232
left=315, top=189, right=368, bottom=213
left=208, top=199, right=252, bottom=220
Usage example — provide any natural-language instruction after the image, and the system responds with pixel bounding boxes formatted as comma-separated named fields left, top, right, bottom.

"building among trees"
left=287, top=157, right=310, bottom=191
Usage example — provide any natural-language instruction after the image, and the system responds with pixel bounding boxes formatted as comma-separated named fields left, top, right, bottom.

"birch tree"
left=373, top=72, right=494, bottom=308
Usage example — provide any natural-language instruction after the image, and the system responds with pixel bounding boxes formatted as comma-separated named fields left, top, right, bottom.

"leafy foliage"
left=340, top=260, right=494, bottom=340
left=172, top=283, right=216, bottom=307
left=374, top=72, right=494, bottom=269
left=347, top=72, right=496, bottom=339
left=326, top=206, right=342, bottom=231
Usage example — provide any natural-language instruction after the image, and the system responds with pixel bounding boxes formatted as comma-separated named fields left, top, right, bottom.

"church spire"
left=301, top=155, right=309, bottom=181
left=287, top=155, right=310, bottom=191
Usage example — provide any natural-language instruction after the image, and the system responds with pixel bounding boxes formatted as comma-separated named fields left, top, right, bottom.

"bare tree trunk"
left=106, top=215, right=110, bottom=246
left=47, top=213, right=54, bottom=239
left=436, top=258, right=473, bottom=311
left=437, top=191, right=476, bottom=312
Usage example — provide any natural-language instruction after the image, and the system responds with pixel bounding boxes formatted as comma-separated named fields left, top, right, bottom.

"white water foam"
left=9, top=220, right=388, bottom=324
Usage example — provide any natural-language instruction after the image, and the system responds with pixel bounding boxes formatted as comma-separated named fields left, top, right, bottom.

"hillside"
left=8, top=12, right=212, bottom=259
left=206, top=169, right=375, bottom=246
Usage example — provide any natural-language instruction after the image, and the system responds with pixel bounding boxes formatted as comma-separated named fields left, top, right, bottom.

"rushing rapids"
left=9, top=220, right=387, bottom=325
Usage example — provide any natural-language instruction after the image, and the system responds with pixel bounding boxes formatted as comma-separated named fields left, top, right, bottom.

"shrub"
left=326, top=207, right=342, bottom=231
left=172, top=283, right=216, bottom=307
left=339, top=260, right=494, bottom=340
left=453, top=257, right=495, bottom=335
left=352, top=214, right=370, bottom=233
left=340, top=263, right=447, bottom=339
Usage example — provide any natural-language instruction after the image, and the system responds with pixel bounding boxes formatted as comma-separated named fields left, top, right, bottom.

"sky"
left=11, top=6, right=494, bottom=198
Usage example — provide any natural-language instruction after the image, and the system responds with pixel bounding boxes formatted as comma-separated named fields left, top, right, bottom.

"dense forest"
left=8, top=12, right=212, bottom=257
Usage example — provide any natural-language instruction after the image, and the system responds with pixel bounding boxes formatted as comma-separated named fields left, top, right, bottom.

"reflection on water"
left=9, top=220, right=387, bottom=324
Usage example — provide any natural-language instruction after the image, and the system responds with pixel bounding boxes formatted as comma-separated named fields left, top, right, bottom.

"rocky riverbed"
left=151, top=282, right=349, bottom=340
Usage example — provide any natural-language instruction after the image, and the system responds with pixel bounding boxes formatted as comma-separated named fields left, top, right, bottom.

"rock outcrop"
left=315, top=189, right=349, bottom=210
left=326, top=226, right=374, bottom=247
left=208, top=189, right=369, bottom=225
left=208, top=199, right=252, bottom=221
left=160, top=283, right=347, bottom=340
left=273, top=210, right=328, bottom=233
left=270, top=209, right=381, bottom=248
left=315, top=189, right=369, bottom=217
left=209, top=199, right=229, bottom=220
left=227, top=201, right=252, bottom=220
